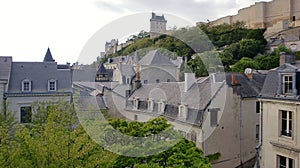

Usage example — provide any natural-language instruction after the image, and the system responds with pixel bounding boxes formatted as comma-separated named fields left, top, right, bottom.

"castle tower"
left=150, top=12, right=167, bottom=38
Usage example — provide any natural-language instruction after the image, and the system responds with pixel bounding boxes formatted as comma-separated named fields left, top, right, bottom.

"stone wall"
left=210, top=0, right=300, bottom=36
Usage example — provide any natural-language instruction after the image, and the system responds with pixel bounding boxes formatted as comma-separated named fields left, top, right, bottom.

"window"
left=292, top=16, right=296, bottom=22
left=278, top=155, right=294, bottom=168
left=210, top=109, right=218, bottom=127
left=144, top=80, right=148, bottom=84
left=125, top=90, right=131, bottom=97
left=256, top=101, right=260, bottom=113
left=133, top=98, right=139, bottom=110
left=48, top=79, right=56, bottom=91
left=158, top=100, right=165, bottom=114
left=167, top=79, right=170, bottom=82
left=147, top=99, right=154, bottom=112
left=20, top=106, right=32, bottom=123
left=22, top=79, right=31, bottom=92
left=156, top=79, right=160, bottom=83
left=178, top=105, right=187, bottom=119
left=281, top=110, right=293, bottom=137
left=256, top=124, right=260, bottom=140
left=134, top=114, right=138, bottom=121
left=126, top=78, right=130, bottom=84
left=283, top=75, right=293, bottom=94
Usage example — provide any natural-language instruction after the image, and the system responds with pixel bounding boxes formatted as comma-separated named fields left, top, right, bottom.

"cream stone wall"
left=259, top=99, right=300, bottom=168
left=210, top=0, right=300, bottom=35
left=6, top=96, right=71, bottom=122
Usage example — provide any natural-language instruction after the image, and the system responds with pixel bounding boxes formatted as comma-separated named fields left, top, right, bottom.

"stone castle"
left=206, top=0, right=300, bottom=36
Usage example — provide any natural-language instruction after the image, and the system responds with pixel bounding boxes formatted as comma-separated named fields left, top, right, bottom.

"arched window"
left=178, top=104, right=187, bottom=119
left=158, top=99, right=166, bottom=114
left=21, top=79, right=31, bottom=92
left=147, top=98, right=154, bottom=112
left=48, top=79, right=57, bottom=91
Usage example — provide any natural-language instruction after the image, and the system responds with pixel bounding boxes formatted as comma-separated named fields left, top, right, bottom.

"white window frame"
left=282, top=75, right=293, bottom=95
left=280, top=110, right=293, bottom=138
left=178, top=104, right=187, bottom=119
left=277, top=155, right=294, bottom=168
left=48, top=79, right=57, bottom=91
left=22, top=79, right=31, bottom=92
left=133, top=97, right=139, bottom=110
left=158, top=100, right=166, bottom=114
left=147, top=98, right=154, bottom=112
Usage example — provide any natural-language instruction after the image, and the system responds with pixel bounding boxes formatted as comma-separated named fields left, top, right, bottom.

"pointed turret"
left=43, top=48, right=55, bottom=62
left=95, top=63, right=109, bottom=82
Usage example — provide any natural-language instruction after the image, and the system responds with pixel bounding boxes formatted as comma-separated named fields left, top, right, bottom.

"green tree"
left=231, top=57, right=259, bottom=72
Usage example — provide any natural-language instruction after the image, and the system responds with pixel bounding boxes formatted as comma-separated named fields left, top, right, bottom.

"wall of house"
left=6, top=96, right=71, bottom=122
left=0, top=82, right=5, bottom=111
left=123, top=84, right=258, bottom=168
left=259, top=99, right=300, bottom=168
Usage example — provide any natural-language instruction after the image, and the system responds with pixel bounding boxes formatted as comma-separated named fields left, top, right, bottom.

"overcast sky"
left=0, top=0, right=271, bottom=64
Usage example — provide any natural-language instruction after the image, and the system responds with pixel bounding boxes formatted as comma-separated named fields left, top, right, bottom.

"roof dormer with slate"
left=261, top=53, right=300, bottom=99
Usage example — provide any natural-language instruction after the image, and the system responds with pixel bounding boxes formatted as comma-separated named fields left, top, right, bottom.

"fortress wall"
left=211, top=16, right=232, bottom=25
left=264, top=0, right=291, bottom=26
left=292, top=0, right=300, bottom=20
left=231, top=2, right=266, bottom=28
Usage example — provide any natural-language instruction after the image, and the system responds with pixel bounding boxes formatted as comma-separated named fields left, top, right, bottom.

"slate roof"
left=260, top=61, right=300, bottom=99
left=139, top=50, right=176, bottom=66
left=7, top=62, right=72, bottom=93
left=43, top=48, right=55, bottom=62
left=0, top=57, right=12, bottom=81
left=120, top=64, right=135, bottom=76
left=72, top=68, right=97, bottom=82
left=260, top=70, right=279, bottom=98
left=215, top=72, right=266, bottom=98
left=97, top=63, right=107, bottom=74
left=129, top=77, right=222, bottom=110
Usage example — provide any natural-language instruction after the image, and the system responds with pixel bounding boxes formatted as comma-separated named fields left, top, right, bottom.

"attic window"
left=22, top=79, right=31, bottom=92
left=292, top=16, right=296, bottom=22
left=133, top=98, right=139, bottom=110
left=282, top=75, right=293, bottom=94
left=147, top=99, right=154, bottom=112
left=158, top=100, right=166, bottom=114
left=178, top=104, right=187, bottom=119
left=48, top=79, right=57, bottom=91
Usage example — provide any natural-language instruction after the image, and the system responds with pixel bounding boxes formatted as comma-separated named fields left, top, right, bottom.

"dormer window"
left=22, top=79, right=31, bottom=92
left=178, top=104, right=187, bottom=119
left=158, top=99, right=166, bottom=114
left=283, top=75, right=293, bottom=94
left=133, top=97, right=139, bottom=110
left=48, top=79, right=57, bottom=91
left=147, top=99, right=154, bottom=112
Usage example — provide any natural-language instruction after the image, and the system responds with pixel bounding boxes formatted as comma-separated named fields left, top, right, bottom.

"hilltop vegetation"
left=101, top=22, right=288, bottom=77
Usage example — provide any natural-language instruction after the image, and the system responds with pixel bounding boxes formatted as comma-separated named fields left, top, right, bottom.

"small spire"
left=97, top=63, right=107, bottom=74
left=43, top=47, right=55, bottom=62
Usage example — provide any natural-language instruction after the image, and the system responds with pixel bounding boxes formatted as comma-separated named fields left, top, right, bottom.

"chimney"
left=133, top=62, right=142, bottom=91
left=184, top=73, right=196, bottom=92
left=280, top=52, right=295, bottom=66
left=231, top=74, right=239, bottom=85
